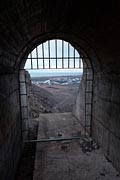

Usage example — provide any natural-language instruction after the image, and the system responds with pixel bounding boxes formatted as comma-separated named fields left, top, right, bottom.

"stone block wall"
left=0, top=74, right=23, bottom=180
left=74, top=71, right=120, bottom=173
left=92, top=72, right=120, bottom=173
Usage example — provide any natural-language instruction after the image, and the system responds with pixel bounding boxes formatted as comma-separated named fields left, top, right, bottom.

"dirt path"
left=33, top=113, right=120, bottom=180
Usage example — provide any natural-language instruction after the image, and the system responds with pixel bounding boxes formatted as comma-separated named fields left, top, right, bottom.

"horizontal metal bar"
left=25, top=57, right=80, bottom=60
left=22, top=129, right=29, bottom=132
left=84, top=68, right=92, bottom=70
left=85, top=79, right=93, bottom=81
left=19, top=81, right=26, bottom=83
left=24, top=68, right=83, bottom=70
left=24, top=136, right=81, bottom=143
left=85, top=91, right=92, bottom=93
left=21, top=118, right=28, bottom=120
left=21, top=105, right=28, bottom=107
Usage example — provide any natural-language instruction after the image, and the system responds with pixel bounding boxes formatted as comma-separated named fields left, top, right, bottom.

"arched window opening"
left=19, top=39, right=93, bottom=142
left=24, top=39, right=83, bottom=75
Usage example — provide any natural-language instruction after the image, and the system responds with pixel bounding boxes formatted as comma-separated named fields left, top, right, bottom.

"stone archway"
left=18, top=35, right=98, bottom=141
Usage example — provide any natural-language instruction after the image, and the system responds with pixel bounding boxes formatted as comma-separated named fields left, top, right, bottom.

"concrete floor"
left=33, top=112, right=120, bottom=180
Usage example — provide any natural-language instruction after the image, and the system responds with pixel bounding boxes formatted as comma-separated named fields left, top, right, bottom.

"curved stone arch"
left=16, top=32, right=102, bottom=72
left=18, top=32, right=102, bottom=138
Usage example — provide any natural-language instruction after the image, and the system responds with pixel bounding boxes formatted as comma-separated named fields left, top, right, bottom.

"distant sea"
left=28, top=69, right=83, bottom=77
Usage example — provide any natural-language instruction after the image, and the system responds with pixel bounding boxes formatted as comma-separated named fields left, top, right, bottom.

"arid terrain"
left=28, top=75, right=82, bottom=118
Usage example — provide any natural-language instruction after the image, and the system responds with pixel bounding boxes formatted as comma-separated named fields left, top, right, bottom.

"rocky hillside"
left=26, top=71, right=81, bottom=118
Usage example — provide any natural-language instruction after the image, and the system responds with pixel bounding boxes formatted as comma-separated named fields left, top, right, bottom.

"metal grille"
left=84, top=68, right=93, bottom=136
left=19, top=70, right=29, bottom=141
left=24, top=40, right=84, bottom=70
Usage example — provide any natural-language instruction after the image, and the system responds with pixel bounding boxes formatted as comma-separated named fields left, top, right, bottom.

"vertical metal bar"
left=36, top=47, right=39, bottom=69
left=62, top=40, right=64, bottom=68
left=19, top=70, right=23, bottom=141
left=30, top=53, right=33, bottom=69
left=74, top=47, right=75, bottom=68
left=48, top=41, right=50, bottom=69
left=25, top=71, right=30, bottom=140
left=55, top=40, right=57, bottom=69
left=84, top=66, right=94, bottom=137
left=84, top=68, right=87, bottom=136
left=19, top=69, right=29, bottom=141
left=79, top=55, right=81, bottom=69
left=42, top=43, right=45, bottom=69
left=79, top=50, right=81, bottom=69
left=68, top=42, right=70, bottom=68
left=90, top=68, right=94, bottom=137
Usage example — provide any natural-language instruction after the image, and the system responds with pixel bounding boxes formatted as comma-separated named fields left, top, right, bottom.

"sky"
left=25, top=40, right=83, bottom=77
left=28, top=69, right=83, bottom=77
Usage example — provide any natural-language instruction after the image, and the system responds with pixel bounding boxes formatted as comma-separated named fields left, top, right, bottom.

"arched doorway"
left=19, top=38, right=93, bottom=142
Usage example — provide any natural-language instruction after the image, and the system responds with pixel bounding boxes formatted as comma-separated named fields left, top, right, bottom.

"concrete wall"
left=73, top=75, right=85, bottom=133
left=0, top=74, right=22, bottom=180
left=74, top=71, right=120, bottom=173
left=92, top=72, right=120, bottom=172
left=73, top=66, right=93, bottom=135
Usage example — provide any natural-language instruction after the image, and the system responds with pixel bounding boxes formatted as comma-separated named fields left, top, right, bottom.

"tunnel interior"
left=0, top=1, right=120, bottom=180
